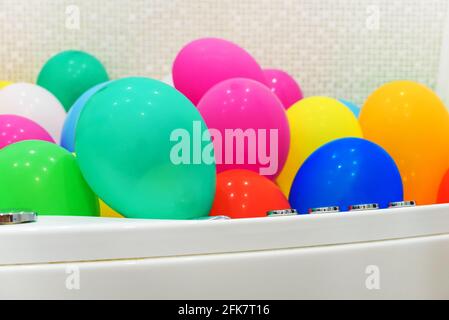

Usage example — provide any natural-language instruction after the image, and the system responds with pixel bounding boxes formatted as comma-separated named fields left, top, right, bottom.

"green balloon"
left=0, top=140, right=99, bottom=216
left=37, top=50, right=109, bottom=111
left=76, top=77, right=216, bottom=220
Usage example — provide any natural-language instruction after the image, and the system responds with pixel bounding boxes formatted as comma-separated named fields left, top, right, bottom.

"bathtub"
left=1, top=204, right=449, bottom=300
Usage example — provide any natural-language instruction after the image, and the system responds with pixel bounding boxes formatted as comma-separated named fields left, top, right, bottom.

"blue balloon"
left=289, top=138, right=403, bottom=214
left=60, top=82, right=110, bottom=152
left=340, top=99, right=360, bottom=118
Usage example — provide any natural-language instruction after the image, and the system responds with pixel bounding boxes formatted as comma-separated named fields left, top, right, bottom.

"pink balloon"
left=264, top=69, right=304, bottom=109
left=0, top=115, right=55, bottom=149
left=173, top=38, right=267, bottom=105
left=198, top=78, right=290, bottom=180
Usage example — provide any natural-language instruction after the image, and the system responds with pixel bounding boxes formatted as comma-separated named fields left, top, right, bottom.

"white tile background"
left=0, top=0, right=447, bottom=105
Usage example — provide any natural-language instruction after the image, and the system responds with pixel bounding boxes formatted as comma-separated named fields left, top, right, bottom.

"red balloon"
left=210, top=169, right=291, bottom=219
left=437, top=169, right=449, bottom=203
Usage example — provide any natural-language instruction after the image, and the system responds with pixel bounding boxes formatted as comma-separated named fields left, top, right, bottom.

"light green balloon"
left=37, top=50, right=109, bottom=111
left=0, top=140, right=99, bottom=216
left=76, top=77, right=216, bottom=220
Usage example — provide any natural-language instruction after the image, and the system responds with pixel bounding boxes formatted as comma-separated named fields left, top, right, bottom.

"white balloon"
left=161, top=74, right=174, bottom=87
left=0, top=83, right=66, bottom=142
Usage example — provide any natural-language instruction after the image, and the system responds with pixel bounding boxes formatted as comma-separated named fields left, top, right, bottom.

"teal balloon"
left=37, top=50, right=109, bottom=111
left=76, top=77, right=216, bottom=220
left=340, top=99, right=360, bottom=118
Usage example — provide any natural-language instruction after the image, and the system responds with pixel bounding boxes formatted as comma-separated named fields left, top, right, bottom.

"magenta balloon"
left=197, top=78, right=290, bottom=180
left=173, top=38, right=267, bottom=105
left=264, top=69, right=304, bottom=109
left=0, top=115, right=55, bottom=149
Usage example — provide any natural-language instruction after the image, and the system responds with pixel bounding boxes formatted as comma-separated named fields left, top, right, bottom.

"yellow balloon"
left=0, top=81, right=12, bottom=89
left=360, top=81, right=449, bottom=205
left=277, top=97, right=363, bottom=197
left=100, top=200, right=124, bottom=218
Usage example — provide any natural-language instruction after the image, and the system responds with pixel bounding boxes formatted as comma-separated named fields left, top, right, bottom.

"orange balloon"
left=360, top=81, right=449, bottom=205
left=437, top=169, right=449, bottom=204
left=210, top=169, right=290, bottom=219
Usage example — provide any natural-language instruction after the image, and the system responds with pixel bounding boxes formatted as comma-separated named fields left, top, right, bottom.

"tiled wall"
left=0, top=0, right=447, bottom=105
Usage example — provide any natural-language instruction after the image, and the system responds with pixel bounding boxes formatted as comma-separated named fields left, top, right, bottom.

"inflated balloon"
left=276, top=97, right=363, bottom=197
left=360, top=81, right=449, bottom=205
left=37, top=50, right=109, bottom=111
left=0, top=140, right=99, bottom=216
left=340, top=99, right=360, bottom=118
left=76, top=77, right=216, bottom=220
left=289, top=138, right=404, bottom=214
left=437, top=169, right=449, bottom=204
left=61, top=82, right=110, bottom=152
left=264, top=69, right=303, bottom=109
left=0, top=115, right=55, bottom=149
left=210, top=170, right=291, bottom=219
left=197, top=78, right=290, bottom=180
left=0, top=81, right=12, bottom=89
left=100, top=200, right=124, bottom=218
left=173, top=38, right=266, bottom=105
left=0, top=83, right=66, bottom=142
